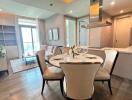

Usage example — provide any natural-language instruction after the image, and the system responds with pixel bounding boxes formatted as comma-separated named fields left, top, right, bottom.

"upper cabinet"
left=0, top=12, right=18, bottom=59
left=0, top=25, right=17, bottom=46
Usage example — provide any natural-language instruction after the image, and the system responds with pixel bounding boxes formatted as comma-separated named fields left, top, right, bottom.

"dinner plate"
left=85, top=56, right=97, bottom=59
left=53, top=58, right=62, bottom=60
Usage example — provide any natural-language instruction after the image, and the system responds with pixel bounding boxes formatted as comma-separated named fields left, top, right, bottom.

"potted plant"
left=0, top=45, right=6, bottom=58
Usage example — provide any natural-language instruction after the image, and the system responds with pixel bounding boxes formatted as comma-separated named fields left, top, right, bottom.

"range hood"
left=83, top=0, right=112, bottom=29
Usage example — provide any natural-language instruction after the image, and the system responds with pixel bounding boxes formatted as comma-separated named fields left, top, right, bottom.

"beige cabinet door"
left=0, top=57, right=8, bottom=71
left=115, top=16, right=132, bottom=48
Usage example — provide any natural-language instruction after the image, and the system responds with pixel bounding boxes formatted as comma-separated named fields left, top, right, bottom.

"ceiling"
left=103, top=0, right=132, bottom=16
left=0, top=0, right=131, bottom=19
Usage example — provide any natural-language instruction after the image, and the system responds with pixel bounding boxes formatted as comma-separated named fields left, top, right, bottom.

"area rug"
left=10, top=59, right=38, bottom=73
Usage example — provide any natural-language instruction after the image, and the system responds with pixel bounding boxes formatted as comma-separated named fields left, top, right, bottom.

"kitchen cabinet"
left=0, top=56, right=8, bottom=73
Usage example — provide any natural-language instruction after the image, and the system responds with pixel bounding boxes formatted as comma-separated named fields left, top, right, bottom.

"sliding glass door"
left=65, top=18, right=76, bottom=47
left=20, top=26, right=40, bottom=57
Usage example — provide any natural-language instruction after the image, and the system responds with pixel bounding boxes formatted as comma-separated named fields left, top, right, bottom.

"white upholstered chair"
left=95, top=49, right=118, bottom=95
left=87, top=48, right=106, bottom=61
left=61, top=47, right=70, bottom=54
left=36, top=50, right=64, bottom=94
left=60, top=62, right=101, bottom=100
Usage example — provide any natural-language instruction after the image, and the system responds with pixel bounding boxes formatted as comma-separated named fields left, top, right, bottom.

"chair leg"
left=46, top=80, right=48, bottom=84
left=60, top=79, right=64, bottom=95
left=88, top=98, right=93, bottom=100
left=108, top=80, right=112, bottom=95
left=41, top=78, right=45, bottom=94
left=102, top=81, right=104, bottom=84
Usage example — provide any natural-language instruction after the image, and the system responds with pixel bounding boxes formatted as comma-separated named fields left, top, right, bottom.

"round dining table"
left=49, top=53, right=103, bottom=68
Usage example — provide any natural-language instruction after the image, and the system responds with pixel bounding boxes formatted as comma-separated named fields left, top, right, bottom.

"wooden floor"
left=0, top=67, right=132, bottom=100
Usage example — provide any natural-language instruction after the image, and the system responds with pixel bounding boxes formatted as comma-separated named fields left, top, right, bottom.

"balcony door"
left=20, top=26, right=40, bottom=57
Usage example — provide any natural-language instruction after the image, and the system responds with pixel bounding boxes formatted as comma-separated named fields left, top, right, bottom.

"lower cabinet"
left=0, top=56, right=8, bottom=73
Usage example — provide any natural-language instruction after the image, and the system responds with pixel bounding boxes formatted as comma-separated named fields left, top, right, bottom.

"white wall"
left=100, top=26, right=113, bottom=47
left=89, top=26, right=113, bottom=48
left=45, top=14, right=65, bottom=46
left=37, top=19, right=46, bottom=45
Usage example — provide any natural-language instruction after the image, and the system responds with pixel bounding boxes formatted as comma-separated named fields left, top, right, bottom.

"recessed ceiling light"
left=120, top=10, right=124, bottom=13
left=68, top=10, right=73, bottom=14
left=0, top=9, right=3, bottom=11
left=110, top=1, right=115, bottom=6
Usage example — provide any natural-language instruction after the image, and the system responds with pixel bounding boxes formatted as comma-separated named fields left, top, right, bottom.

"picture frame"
left=52, top=28, right=59, bottom=40
left=48, top=29, right=53, bottom=41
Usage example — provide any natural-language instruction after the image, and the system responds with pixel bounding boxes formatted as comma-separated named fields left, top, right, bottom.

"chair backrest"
left=62, top=47, right=70, bottom=54
left=60, top=62, right=101, bottom=100
left=88, top=48, right=106, bottom=61
left=53, top=46, right=62, bottom=55
left=103, top=49, right=118, bottom=75
left=36, top=50, right=47, bottom=75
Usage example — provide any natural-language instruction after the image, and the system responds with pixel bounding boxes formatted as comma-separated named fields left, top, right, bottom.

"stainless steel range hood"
left=83, top=0, right=112, bottom=29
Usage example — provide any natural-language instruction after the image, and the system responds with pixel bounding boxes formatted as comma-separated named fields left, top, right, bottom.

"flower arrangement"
left=0, top=45, right=6, bottom=58
left=69, top=45, right=78, bottom=58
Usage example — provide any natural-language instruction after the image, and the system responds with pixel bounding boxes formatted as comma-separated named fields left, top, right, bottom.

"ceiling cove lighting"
left=64, top=0, right=73, bottom=4
left=110, top=1, right=115, bottom=6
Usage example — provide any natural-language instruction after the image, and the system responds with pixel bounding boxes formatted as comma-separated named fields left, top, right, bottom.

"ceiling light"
left=68, top=10, right=73, bottom=14
left=120, top=10, right=124, bottom=13
left=64, top=0, right=73, bottom=4
left=0, top=9, right=3, bottom=11
left=110, top=1, right=115, bottom=6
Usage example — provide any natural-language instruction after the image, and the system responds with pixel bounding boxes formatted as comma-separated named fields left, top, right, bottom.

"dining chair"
left=36, top=50, right=64, bottom=95
left=62, top=47, right=70, bottom=54
left=60, top=62, right=101, bottom=100
left=87, top=48, right=106, bottom=61
left=95, top=49, right=118, bottom=95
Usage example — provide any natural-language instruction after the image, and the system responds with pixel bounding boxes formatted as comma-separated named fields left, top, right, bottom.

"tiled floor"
left=0, top=67, right=132, bottom=100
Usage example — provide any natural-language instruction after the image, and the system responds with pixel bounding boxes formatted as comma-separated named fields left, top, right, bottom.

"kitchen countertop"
left=102, top=46, right=132, bottom=54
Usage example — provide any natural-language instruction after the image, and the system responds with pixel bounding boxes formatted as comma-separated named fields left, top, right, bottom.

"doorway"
left=115, top=16, right=132, bottom=48
left=20, top=25, right=40, bottom=57
left=65, top=18, right=76, bottom=47
left=79, top=21, right=89, bottom=46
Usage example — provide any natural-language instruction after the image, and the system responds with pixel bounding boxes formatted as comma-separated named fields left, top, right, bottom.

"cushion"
left=95, top=67, right=110, bottom=80
left=43, top=67, right=64, bottom=79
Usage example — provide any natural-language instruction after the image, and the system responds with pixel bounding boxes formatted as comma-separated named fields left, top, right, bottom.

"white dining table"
left=49, top=53, right=103, bottom=68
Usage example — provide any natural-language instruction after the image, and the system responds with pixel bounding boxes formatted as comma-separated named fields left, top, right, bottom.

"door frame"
left=113, top=15, right=131, bottom=47
left=19, top=25, right=37, bottom=57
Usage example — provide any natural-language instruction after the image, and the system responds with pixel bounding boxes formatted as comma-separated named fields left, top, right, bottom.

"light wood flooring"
left=0, top=67, right=132, bottom=100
